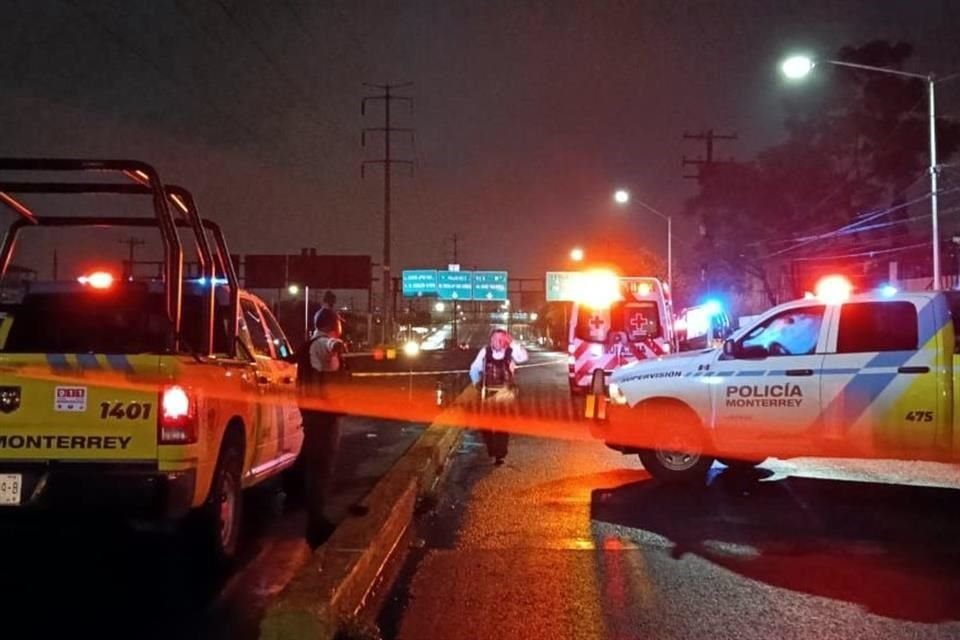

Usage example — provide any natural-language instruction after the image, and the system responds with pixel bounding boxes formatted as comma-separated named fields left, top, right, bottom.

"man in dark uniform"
left=297, top=307, right=346, bottom=546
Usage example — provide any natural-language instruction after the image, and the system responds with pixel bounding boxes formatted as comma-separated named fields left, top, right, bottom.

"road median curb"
left=260, top=391, right=469, bottom=640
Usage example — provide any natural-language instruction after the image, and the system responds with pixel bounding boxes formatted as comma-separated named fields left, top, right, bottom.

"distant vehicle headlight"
left=403, top=340, right=421, bottom=357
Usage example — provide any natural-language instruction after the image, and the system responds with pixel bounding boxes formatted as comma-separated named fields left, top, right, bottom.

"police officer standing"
left=297, top=307, right=346, bottom=546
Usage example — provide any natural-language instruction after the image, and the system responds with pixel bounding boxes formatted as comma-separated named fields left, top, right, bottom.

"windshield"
left=0, top=287, right=231, bottom=355
left=1, top=289, right=172, bottom=354
left=575, top=300, right=661, bottom=342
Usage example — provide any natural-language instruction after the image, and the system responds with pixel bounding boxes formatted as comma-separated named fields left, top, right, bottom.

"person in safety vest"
left=296, top=307, right=347, bottom=547
left=469, top=328, right=528, bottom=465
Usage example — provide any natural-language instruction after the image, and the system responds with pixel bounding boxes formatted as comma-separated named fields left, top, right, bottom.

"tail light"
left=158, top=385, right=197, bottom=444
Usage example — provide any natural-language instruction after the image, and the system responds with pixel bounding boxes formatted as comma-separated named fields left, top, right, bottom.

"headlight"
left=608, top=382, right=627, bottom=405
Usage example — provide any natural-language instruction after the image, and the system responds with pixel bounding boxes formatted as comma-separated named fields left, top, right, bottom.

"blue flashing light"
left=880, top=284, right=898, bottom=298
left=703, top=299, right=723, bottom=316
left=191, top=277, right=229, bottom=287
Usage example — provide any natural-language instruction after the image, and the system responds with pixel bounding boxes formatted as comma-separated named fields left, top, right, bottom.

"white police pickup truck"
left=591, top=290, right=960, bottom=483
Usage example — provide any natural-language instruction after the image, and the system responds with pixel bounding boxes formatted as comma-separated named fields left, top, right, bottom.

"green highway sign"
left=403, top=269, right=510, bottom=300
left=402, top=270, right=438, bottom=297
left=546, top=271, right=578, bottom=301
left=472, top=271, right=508, bottom=301
left=437, top=271, right=473, bottom=300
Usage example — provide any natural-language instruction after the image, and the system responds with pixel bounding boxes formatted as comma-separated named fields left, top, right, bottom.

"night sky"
left=2, top=0, right=959, bottom=281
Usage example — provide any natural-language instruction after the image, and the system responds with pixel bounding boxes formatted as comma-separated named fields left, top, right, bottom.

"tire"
left=718, top=457, right=766, bottom=471
left=191, top=437, right=244, bottom=567
left=636, top=401, right=713, bottom=484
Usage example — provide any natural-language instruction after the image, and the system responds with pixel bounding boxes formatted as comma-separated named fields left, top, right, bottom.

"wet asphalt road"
left=0, top=335, right=508, bottom=640
left=0, top=412, right=426, bottom=640
left=380, top=359, right=960, bottom=640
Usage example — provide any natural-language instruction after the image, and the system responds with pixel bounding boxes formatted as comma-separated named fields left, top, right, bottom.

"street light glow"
left=613, top=189, right=630, bottom=205
left=434, top=302, right=446, bottom=312
left=287, top=284, right=300, bottom=295
left=570, top=247, right=584, bottom=262
left=781, top=55, right=815, bottom=79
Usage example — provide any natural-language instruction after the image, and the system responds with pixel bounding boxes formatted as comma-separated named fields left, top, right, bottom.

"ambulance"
left=0, top=159, right=302, bottom=563
left=592, top=277, right=960, bottom=483
left=567, top=272, right=675, bottom=394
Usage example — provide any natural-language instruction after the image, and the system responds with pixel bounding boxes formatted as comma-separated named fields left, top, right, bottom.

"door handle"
left=281, top=375, right=295, bottom=385
left=897, top=366, right=930, bottom=374
left=785, top=369, right=814, bottom=376
left=256, top=375, right=272, bottom=385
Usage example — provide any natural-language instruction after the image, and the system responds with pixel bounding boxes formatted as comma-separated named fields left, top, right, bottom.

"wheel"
left=636, top=402, right=713, bottom=484
left=191, top=437, right=244, bottom=566
left=718, top=457, right=766, bottom=471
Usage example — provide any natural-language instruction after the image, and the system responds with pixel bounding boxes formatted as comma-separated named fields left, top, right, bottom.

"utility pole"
left=682, top=129, right=737, bottom=181
left=119, top=237, right=146, bottom=279
left=362, top=82, right=415, bottom=344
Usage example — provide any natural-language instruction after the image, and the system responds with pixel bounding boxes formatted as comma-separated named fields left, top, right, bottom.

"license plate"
left=0, top=474, right=22, bottom=506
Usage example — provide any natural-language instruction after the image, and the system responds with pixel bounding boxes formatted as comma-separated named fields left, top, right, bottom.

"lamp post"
left=781, top=54, right=947, bottom=287
left=613, top=189, right=672, bottom=292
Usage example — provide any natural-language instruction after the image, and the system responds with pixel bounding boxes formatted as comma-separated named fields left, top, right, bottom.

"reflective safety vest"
left=483, top=346, right=514, bottom=388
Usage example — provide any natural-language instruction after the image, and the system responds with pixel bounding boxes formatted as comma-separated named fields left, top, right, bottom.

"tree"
left=686, top=40, right=960, bottom=306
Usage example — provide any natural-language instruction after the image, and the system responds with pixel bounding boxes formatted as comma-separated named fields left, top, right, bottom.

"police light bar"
left=814, top=275, right=852, bottom=304
left=77, top=271, right=114, bottom=289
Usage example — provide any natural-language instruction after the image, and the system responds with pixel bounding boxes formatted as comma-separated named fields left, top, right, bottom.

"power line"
left=792, top=242, right=927, bottom=262
left=764, top=187, right=958, bottom=259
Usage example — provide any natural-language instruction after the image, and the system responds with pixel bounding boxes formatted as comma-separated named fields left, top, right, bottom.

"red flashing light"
left=814, top=275, right=852, bottom=304
left=158, top=385, right=197, bottom=444
left=78, top=271, right=114, bottom=289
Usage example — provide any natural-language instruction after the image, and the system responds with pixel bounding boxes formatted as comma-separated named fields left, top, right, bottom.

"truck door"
left=820, top=298, right=942, bottom=457
left=258, top=303, right=303, bottom=456
left=714, top=304, right=827, bottom=453
left=238, top=298, right=279, bottom=469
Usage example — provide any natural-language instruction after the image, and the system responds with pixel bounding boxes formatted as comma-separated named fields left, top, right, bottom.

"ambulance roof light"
left=880, top=284, right=898, bottom=298
left=574, top=269, right=622, bottom=309
left=77, top=271, right=114, bottom=289
left=814, top=275, right=852, bottom=304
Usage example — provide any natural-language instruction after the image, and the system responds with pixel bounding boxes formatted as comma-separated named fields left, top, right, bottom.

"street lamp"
left=288, top=283, right=310, bottom=340
left=781, top=54, right=947, bottom=287
left=570, top=247, right=584, bottom=262
left=613, top=189, right=672, bottom=293
left=434, top=301, right=446, bottom=313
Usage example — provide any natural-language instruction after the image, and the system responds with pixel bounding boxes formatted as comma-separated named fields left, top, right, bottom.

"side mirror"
left=722, top=339, right=736, bottom=356
left=738, top=344, right=769, bottom=359
left=722, top=339, right=768, bottom=360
